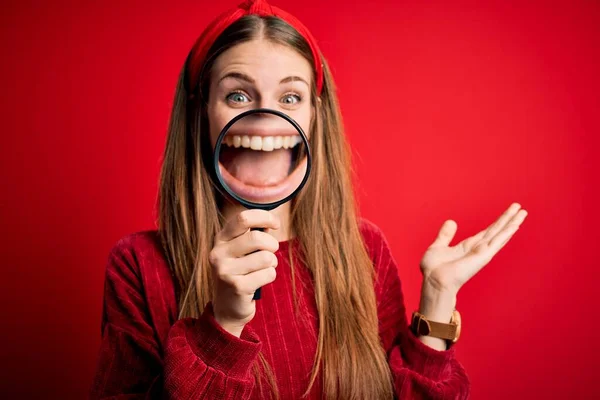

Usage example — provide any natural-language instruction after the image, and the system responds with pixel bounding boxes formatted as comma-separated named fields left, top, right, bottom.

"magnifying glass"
left=213, top=108, right=312, bottom=300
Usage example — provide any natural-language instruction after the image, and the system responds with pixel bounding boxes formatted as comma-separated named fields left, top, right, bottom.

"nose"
left=257, top=97, right=277, bottom=110
left=241, top=111, right=291, bottom=131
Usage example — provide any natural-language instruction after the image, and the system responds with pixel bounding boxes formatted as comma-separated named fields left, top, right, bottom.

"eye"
left=226, top=91, right=250, bottom=104
left=281, top=93, right=302, bottom=105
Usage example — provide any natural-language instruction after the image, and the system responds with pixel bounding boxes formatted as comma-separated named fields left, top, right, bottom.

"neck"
left=221, top=200, right=294, bottom=242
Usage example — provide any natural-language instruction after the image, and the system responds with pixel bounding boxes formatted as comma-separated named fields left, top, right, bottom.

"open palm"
left=420, top=203, right=528, bottom=294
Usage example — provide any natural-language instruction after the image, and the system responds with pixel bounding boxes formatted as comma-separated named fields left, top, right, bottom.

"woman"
left=90, top=0, right=528, bottom=399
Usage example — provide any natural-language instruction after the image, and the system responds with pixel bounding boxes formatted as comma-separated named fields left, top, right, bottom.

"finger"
left=452, top=211, right=526, bottom=280
left=225, top=229, right=279, bottom=258
left=458, top=207, right=528, bottom=253
left=486, top=209, right=527, bottom=250
left=228, top=250, right=279, bottom=275
left=455, top=229, right=486, bottom=253
left=454, top=232, right=514, bottom=280
left=232, top=266, right=278, bottom=296
left=496, top=227, right=519, bottom=252
left=488, top=224, right=520, bottom=252
left=509, top=209, right=528, bottom=228
left=482, top=203, right=521, bottom=241
left=431, top=220, right=458, bottom=247
left=218, top=210, right=281, bottom=243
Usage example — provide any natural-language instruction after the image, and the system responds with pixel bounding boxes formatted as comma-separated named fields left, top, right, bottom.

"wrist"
left=213, top=314, right=246, bottom=338
left=418, top=282, right=457, bottom=323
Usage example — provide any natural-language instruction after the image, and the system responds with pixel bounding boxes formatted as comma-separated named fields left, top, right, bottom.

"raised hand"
left=420, top=202, right=528, bottom=295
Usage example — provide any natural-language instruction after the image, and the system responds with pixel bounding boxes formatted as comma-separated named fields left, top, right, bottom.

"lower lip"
left=218, top=158, right=308, bottom=204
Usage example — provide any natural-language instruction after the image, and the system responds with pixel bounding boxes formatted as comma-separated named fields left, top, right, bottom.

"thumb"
left=431, top=220, right=458, bottom=247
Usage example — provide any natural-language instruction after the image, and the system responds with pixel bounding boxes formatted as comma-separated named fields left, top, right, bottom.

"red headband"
left=186, top=0, right=324, bottom=97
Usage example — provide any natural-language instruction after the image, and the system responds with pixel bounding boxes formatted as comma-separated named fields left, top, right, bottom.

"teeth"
left=241, top=135, right=250, bottom=148
left=274, top=136, right=283, bottom=149
left=250, top=136, right=262, bottom=150
left=262, top=136, right=274, bottom=151
left=224, top=135, right=301, bottom=151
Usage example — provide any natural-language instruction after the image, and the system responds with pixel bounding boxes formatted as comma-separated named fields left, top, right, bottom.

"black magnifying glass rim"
left=213, top=108, right=312, bottom=211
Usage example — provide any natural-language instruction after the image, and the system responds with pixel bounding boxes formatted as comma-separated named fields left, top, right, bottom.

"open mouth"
left=218, top=133, right=308, bottom=204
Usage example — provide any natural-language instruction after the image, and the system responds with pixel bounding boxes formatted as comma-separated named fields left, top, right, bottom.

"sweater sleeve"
left=89, top=239, right=261, bottom=399
left=362, top=221, right=471, bottom=399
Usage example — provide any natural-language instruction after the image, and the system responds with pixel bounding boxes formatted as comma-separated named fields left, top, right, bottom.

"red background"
left=1, top=0, right=598, bottom=398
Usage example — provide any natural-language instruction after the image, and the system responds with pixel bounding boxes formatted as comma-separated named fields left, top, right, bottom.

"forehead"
left=212, top=39, right=312, bottom=84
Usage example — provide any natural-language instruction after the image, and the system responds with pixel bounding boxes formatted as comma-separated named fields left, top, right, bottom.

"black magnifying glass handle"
left=251, top=227, right=265, bottom=300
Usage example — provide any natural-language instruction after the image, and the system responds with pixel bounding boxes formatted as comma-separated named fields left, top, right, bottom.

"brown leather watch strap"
left=411, top=311, right=461, bottom=342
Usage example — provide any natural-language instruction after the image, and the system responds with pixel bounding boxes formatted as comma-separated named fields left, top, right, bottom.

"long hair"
left=158, top=15, right=394, bottom=400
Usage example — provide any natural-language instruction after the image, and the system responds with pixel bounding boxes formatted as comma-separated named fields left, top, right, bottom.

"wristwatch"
left=411, top=309, right=461, bottom=344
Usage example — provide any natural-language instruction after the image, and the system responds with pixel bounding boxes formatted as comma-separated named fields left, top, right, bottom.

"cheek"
left=207, top=103, right=230, bottom=148
left=296, top=105, right=313, bottom=139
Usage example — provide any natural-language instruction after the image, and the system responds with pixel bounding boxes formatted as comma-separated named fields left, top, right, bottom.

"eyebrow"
left=280, top=76, right=309, bottom=87
left=219, top=72, right=254, bottom=84
left=218, top=72, right=309, bottom=87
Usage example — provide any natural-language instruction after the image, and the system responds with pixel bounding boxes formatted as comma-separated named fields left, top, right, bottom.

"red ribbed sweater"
left=90, top=221, right=470, bottom=399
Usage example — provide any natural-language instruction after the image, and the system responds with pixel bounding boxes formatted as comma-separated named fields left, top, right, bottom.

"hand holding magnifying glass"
left=212, top=108, right=312, bottom=300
